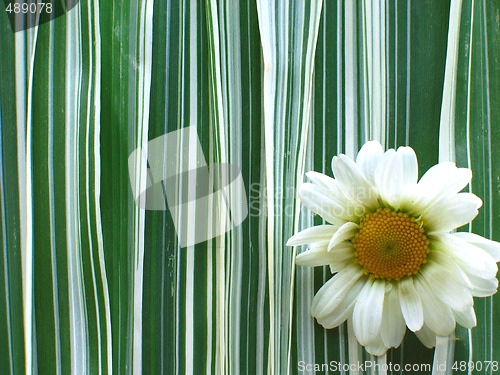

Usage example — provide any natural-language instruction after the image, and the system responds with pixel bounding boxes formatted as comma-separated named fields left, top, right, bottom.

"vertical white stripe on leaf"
left=255, top=4, right=276, bottom=370
left=336, top=0, right=343, bottom=153
left=438, top=0, right=463, bottom=163
left=65, top=4, right=87, bottom=374
left=363, top=0, right=386, bottom=147
left=436, top=1, right=464, bottom=369
left=405, top=0, right=411, bottom=145
left=348, top=319, right=361, bottom=375
left=47, top=16, right=63, bottom=375
left=206, top=1, right=229, bottom=373
left=90, top=0, right=113, bottom=372
left=344, top=0, right=357, bottom=158
left=83, top=1, right=102, bottom=372
left=465, top=0, right=474, bottom=175
left=14, top=21, right=31, bottom=375
left=25, top=21, right=38, bottom=375
left=132, top=0, right=154, bottom=373
left=432, top=333, right=456, bottom=375
left=377, top=354, right=388, bottom=375
left=183, top=0, right=198, bottom=373
left=295, top=112, right=315, bottom=371
left=465, top=3, right=475, bottom=371
left=220, top=1, right=244, bottom=374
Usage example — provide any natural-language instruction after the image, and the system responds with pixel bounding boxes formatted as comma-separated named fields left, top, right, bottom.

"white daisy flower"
left=287, top=140, right=500, bottom=356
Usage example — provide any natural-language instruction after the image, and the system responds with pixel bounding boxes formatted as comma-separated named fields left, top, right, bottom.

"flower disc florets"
left=353, top=208, right=430, bottom=280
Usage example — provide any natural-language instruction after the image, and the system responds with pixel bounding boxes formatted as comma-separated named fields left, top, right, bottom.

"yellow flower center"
left=352, top=208, right=430, bottom=280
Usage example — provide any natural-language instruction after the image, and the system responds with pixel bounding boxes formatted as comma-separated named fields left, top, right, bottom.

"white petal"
left=420, top=252, right=473, bottom=312
left=296, top=244, right=338, bottom=267
left=331, top=155, right=379, bottom=209
left=398, top=277, right=424, bottom=331
left=467, top=274, right=498, bottom=297
left=453, top=232, right=500, bottom=262
left=306, top=171, right=349, bottom=203
left=329, top=258, right=356, bottom=274
left=377, top=152, right=404, bottom=209
left=398, top=147, right=419, bottom=186
left=377, top=147, right=418, bottom=210
left=305, top=172, right=366, bottom=217
left=327, top=222, right=359, bottom=251
left=287, top=225, right=337, bottom=246
left=381, top=285, right=406, bottom=348
left=298, top=183, right=348, bottom=226
left=305, top=171, right=338, bottom=191
left=328, top=243, right=357, bottom=271
left=397, top=183, right=424, bottom=213
left=329, top=242, right=356, bottom=259
left=353, top=279, right=386, bottom=345
left=417, top=163, right=472, bottom=205
left=316, top=278, right=365, bottom=328
left=452, top=306, right=477, bottom=328
left=414, top=275, right=455, bottom=336
left=432, top=234, right=498, bottom=279
left=355, top=140, right=385, bottom=184
left=415, top=324, right=437, bottom=349
left=424, top=192, right=482, bottom=233
left=373, top=149, right=395, bottom=192
left=365, top=333, right=389, bottom=356
left=311, top=264, right=365, bottom=318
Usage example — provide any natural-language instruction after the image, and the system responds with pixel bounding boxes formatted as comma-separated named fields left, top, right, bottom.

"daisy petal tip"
left=365, top=345, right=389, bottom=357
left=359, top=140, right=384, bottom=154
left=286, top=233, right=301, bottom=246
left=304, top=171, right=316, bottom=180
left=294, top=256, right=306, bottom=266
left=408, top=321, right=424, bottom=333
left=460, top=167, right=473, bottom=180
left=471, top=194, right=483, bottom=209
left=396, top=145, right=416, bottom=157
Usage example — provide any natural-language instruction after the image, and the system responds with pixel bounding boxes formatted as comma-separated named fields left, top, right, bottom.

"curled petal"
left=453, top=232, right=500, bottom=261
left=287, top=225, right=336, bottom=246
left=296, top=244, right=338, bottom=267
left=316, top=278, right=365, bottom=329
left=432, top=234, right=498, bottom=279
left=425, top=193, right=482, bottom=233
left=298, top=183, right=348, bottom=226
left=311, top=264, right=365, bottom=318
left=327, top=222, right=359, bottom=251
